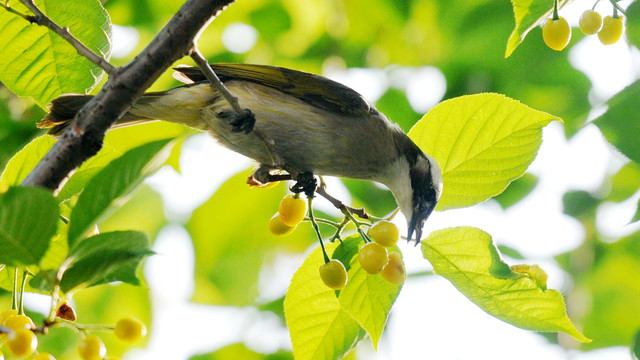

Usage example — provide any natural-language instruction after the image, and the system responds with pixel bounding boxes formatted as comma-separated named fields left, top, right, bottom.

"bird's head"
left=386, top=152, right=442, bottom=243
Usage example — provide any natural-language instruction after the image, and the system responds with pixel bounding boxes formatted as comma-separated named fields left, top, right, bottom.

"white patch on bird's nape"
left=383, top=156, right=414, bottom=224
left=424, top=153, right=443, bottom=201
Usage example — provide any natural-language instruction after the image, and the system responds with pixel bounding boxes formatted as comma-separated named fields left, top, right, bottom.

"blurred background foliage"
left=1, top=0, right=639, bottom=359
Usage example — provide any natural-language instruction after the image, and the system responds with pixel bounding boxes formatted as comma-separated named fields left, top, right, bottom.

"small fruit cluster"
left=318, top=221, right=407, bottom=290
left=0, top=310, right=40, bottom=359
left=579, top=10, right=624, bottom=44
left=0, top=308, right=146, bottom=360
left=543, top=3, right=625, bottom=51
left=269, top=194, right=307, bottom=236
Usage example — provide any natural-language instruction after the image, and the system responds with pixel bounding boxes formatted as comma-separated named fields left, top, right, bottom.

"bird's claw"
left=218, top=109, right=255, bottom=134
left=291, top=172, right=317, bottom=197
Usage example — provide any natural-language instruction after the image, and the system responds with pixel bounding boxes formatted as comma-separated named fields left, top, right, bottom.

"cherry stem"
left=18, top=270, right=29, bottom=315
left=307, top=195, right=330, bottom=263
left=552, top=0, right=559, bottom=20
left=11, top=268, right=18, bottom=310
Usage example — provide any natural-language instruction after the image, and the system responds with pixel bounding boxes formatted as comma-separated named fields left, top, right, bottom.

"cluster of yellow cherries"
left=0, top=309, right=146, bottom=360
left=543, top=5, right=625, bottom=51
left=319, top=220, right=406, bottom=290
left=268, top=194, right=406, bottom=290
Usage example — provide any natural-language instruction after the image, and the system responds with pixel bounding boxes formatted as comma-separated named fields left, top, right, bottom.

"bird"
left=38, top=63, right=443, bottom=242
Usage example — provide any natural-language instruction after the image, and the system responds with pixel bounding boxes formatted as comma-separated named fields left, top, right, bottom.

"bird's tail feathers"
left=38, top=94, right=154, bottom=136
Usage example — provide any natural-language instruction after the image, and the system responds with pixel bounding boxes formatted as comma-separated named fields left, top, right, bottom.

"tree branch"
left=22, top=0, right=235, bottom=190
left=16, top=0, right=115, bottom=74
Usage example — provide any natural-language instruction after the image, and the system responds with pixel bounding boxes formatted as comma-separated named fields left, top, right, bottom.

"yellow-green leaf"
left=284, top=241, right=364, bottom=360
left=0, top=135, right=56, bottom=192
left=338, top=237, right=403, bottom=349
left=422, top=226, right=590, bottom=342
left=408, top=93, right=560, bottom=210
left=505, top=0, right=573, bottom=57
left=0, top=0, right=112, bottom=107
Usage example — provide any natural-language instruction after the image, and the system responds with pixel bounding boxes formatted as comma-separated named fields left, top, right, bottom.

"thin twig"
left=190, top=49, right=282, bottom=166
left=22, top=0, right=234, bottom=190
left=190, top=49, right=242, bottom=113
left=17, top=0, right=115, bottom=74
left=315, top=185, right=371, bottom=220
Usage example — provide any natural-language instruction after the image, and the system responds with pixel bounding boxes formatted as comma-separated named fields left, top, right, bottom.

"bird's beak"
left=407, top=211, right=427, bottom=244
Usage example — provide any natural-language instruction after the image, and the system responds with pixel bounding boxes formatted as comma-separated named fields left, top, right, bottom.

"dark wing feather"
left=173, top=63, right=374, bottom=116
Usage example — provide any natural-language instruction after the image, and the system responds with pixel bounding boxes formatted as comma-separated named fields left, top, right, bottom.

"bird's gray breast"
left=201, top=81, right=400, bottom=181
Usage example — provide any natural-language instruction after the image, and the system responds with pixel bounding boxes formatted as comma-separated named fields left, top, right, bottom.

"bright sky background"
left=24, top=4, right=640, bottom=359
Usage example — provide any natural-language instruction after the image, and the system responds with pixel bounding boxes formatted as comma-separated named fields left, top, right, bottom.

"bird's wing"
left=173, top=63, right=374, bottom=116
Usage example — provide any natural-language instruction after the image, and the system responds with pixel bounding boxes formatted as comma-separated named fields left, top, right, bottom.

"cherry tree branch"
left=22, top=0, right=235, bottom=190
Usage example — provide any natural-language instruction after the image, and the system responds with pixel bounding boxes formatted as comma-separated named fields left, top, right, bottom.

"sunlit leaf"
left=0, top=135, right=55, bottom=192
left=284, top=241, right=364, bottom=360
left=190, top=343, right=293, bottom=360
left=67, top=138, right=174, bottom=247
left=422, top=226, right=590, bottom=342
left=0, top=0, right=112, bottom=107
left=337, top=236, right=402, bottom=349
left=60, top=231, right=152, bottom=292
left=505, top=0, right=572, bottom=57
left=594, top=80, right=640, bottom=165
left=408, top=93, right=560, bottom=210
left=0, top=186, right=58, bottom=266
left=188, top=170, right=314, bottom=306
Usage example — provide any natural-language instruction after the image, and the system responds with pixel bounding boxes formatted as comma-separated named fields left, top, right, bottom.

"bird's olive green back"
left=174, top=63, right=374, bottom=117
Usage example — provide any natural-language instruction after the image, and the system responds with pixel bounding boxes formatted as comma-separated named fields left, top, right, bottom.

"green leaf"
left=67, top=138, right=174, bottom=247
left=608, top=162, right=640, bottom=202
left=493, top=173, right=538, bottom=209
left=594, top=80, right=640, bottom=165
left=505, top=0, right=572, bottom=57
left=284, top=241, right=364, bottom=360
left=0, top=135, right=56, bottom=192
left=60, top=231, right=152, bottom=293
left=337, top=237, right=403, bottom=349
left=188, top=170, right=314, bottom=306
left=0, top=0, right=112, bottom=107
left=633, top=328, right=640, bottom=360
left=190, top=343, right=293, bottom=360
left=633, top=198, right=640, bottom=224
left=422, top=226, right=590, bottom=342
left=0, top=186, right=58, bottom=266
left=627, top=0, right=640, bottom=50
left=408, top=93, right=560, bottom=210
left=565, top=232, right=640, bottom=349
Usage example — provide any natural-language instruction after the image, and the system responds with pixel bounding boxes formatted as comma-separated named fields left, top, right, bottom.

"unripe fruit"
left=319, top=259, right=348, bottom=290
left=35, top=353, right=57, bottom=360
left=381, top=252, right=406, bottom=285
left=268, top=213, right=296, bottom=236
left=542, top=16, right=571, bottom=51
left=78, top=335, right=106, bottom=360
left=358, top=242, right=389, bottom=274
left=598, top=16, right=624, bottom=45
left=579, top=10, right=602, bottom=35
left=278, top=195, right=307, bottom=226
left=114, top=317, right=147, bottom=343
left=8, top=328, right=37, bottom=357
left=4, top=314, right=35, bottom=330
left=368, top=221, right=399, bottom=247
